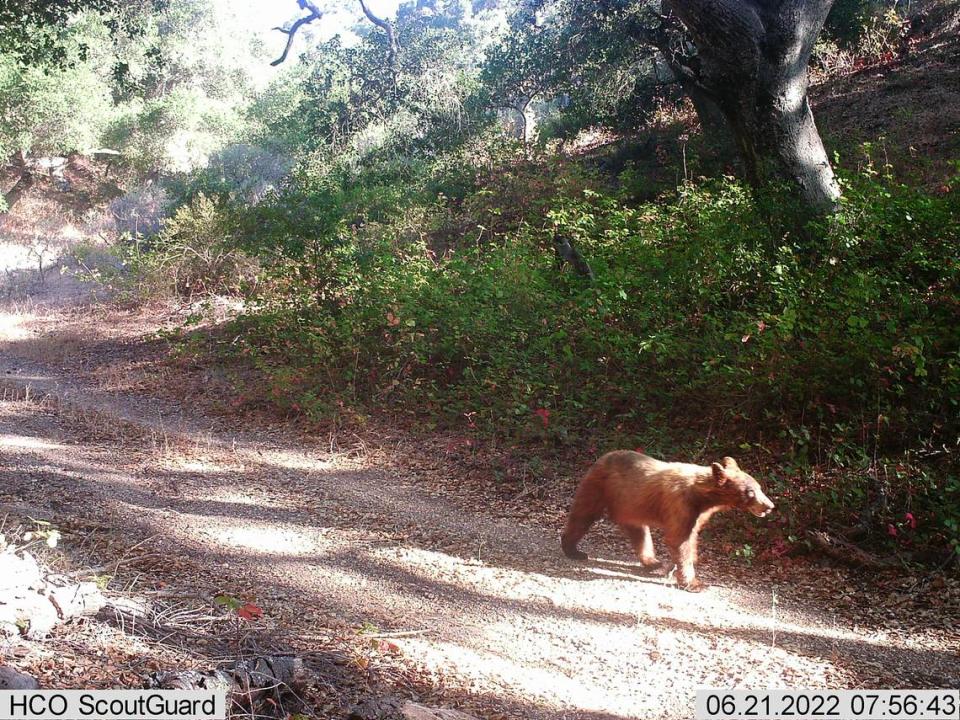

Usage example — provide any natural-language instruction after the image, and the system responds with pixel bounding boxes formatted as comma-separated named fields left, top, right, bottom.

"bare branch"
left=358, top=0, right=399, bottom=71
left=271, top=0, right=324, bottom=66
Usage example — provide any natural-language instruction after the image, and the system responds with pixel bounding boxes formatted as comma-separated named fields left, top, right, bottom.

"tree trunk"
left=504, top=100, right=538, bottom=147
left=684, top=81, right=731, bottom=153
left=522, top=103, right=537, bottom=145
left=513, top=105, right=528, bottom=144
left=651, top=22, right=733, bottom=158
left=763, top=84, right=839, bottom=211
left=667, top=0, right=841, bottom=213
left=2, top=152, right=33, bottom=212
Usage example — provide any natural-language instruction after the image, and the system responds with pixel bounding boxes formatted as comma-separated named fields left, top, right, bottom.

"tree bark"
left=271, top=0, right=324, bottom=66
left=519, top=100, right=538, bottom=145
left=359, top=0, right=399, bottom=74
left=667, top=0, right=841, bottom=213
left=2, top=152, right=33, bottom=212
left=651, top=20, right=733, bottom=158
left=503, top=99, right=536, bottom=145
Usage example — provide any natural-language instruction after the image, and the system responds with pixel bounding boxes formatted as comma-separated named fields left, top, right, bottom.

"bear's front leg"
left=672, top=534, right=705, bottom=592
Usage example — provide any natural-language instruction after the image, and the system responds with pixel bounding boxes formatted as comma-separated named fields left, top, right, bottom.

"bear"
left=561, top=451, right=775, bottom=592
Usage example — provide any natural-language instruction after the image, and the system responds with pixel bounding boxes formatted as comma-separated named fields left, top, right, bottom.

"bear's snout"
left=749, top=489, right=775, bottom=518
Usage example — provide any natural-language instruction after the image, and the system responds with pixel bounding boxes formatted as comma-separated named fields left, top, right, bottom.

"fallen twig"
left=806, top=529, right=897, bottom=569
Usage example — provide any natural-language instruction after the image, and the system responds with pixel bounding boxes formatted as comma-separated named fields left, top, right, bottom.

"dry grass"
left=5, top=329, right=89, bottom=367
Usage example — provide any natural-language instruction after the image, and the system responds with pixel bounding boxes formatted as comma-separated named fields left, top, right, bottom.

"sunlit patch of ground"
left=0, top=432, right=65, bottom=451
left=0, top=311, right=36, bottom=341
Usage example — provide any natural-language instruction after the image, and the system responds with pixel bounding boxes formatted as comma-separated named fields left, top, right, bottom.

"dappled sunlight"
left=398, top=627, right=827, bottom=716
left=199, top=490, right=269, bottom=506
left=362, top=545, right=936, bottom=660
left=202, top=523, right=320, bottom=555
left=0, top=433, right=65, bottom=451
left=0, top=240, right=64, bottom=274
left=249, top=448, right=335, bottom=472
left=0, top=311, right=35, bottom=341
left=160, top=456, right=239, bottom=474
left=1, top=378, right=956, bottom=716
left=400, top=637, right=650, bottom=717
left=370, top=544, right=684, bottom=614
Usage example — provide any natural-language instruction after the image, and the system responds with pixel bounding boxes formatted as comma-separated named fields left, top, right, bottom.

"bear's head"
left=711, top=457, right=775, bottom=517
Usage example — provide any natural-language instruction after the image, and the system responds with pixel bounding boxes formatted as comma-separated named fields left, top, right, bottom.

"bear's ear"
left=722, top=456, right=739, bottom=470
left=711, top=462, right=727, bottom=485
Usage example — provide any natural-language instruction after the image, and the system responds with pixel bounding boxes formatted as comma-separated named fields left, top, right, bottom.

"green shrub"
left=228, top=167, right=958, bottom=446
left=128, top=193, right=256, bottom=298
left=825, top=0, right=906, bottom=54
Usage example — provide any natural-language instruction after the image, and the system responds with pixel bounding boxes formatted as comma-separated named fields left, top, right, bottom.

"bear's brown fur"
left=561, top=451, right=774, bottom=592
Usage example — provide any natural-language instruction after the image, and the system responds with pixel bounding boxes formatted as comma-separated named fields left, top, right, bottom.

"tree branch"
left=358, top=0, right=399, bottom=72
left=271, top=0, right=324, bottom=66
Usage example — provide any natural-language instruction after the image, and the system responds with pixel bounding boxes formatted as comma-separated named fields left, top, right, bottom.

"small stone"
left=0, top=667, right=39, bottom=690
left=0, top=551, right=42, bottom=590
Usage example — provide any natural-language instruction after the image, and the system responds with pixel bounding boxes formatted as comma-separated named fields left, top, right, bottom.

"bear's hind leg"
left=623, top=525, right=662, bottom=570
left=561, top=470, right=606, bottom=561
left=561, top=516, right=596, bottom=560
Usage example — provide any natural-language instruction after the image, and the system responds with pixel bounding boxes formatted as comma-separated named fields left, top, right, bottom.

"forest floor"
left=0, top=224, right=958, bottom=719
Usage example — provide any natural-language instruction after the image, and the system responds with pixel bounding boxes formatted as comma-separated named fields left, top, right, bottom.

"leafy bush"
left=264, top=174, right=954, bottom=428
left=128, top=193, right=256, bottom=298
left=0, top=15, right=118, bottom=159
left=188, top=144, right=291, bottom=205
left=823, top=0, right=907, bottom=59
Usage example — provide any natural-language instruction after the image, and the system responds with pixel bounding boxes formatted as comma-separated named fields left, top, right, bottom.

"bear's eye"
left=746, top=489, right=756, bottom=500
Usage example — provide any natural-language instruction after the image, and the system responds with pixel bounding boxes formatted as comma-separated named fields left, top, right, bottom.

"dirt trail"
left=0, top=278, right=958, bottom=718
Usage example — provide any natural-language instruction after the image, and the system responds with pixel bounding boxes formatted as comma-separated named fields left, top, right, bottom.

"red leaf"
left=534, top=408, right=550, bottom=427
left=887, top=524, right=898, bottom=537
left=905, top=512, right=916, bottom=529
left=237, top=603, right=264, bottom=621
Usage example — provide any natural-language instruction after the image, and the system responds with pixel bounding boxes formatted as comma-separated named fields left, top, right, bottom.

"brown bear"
left=561, top=451, right=775, bottom=592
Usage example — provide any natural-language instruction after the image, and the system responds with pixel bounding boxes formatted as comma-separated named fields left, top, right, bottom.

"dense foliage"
left=0, top=0, right=267, bottom=176
left=0, top=0, right=121, bottom=65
